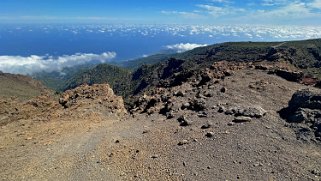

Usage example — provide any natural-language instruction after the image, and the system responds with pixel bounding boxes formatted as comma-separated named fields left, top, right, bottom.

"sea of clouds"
left=0, top=52, right=116, bottom=75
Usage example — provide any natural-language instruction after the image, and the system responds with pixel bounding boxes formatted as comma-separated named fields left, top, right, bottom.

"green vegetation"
left=114, top=54, right=173, bottom=70
left=63, top=64, right=132, bottom=97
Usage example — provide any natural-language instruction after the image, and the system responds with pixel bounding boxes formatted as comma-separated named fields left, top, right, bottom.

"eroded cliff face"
left=0, top=83, right=127, bottom=127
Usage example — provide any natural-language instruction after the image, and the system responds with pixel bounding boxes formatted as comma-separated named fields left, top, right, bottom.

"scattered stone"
left=244, top=106, right=267, bottom=118
left=311, top=169, right=321, bottom=176
left=178, top=140, right=189, bottom=146
left=177, top=116, right=192, bottom=126
left=224, top=70, right=234, bottom=76
left=219, top=105, right=266, bottom=118
left=142, top=130, right=149, bottom=134
left=198, top=72, right=211, bottom=86
left=151, top=155, right=159, bottom=159
left=203, top=91, right=214, bottom=97
left=198, top=111, right=208, bottom=118
left=253, top=163, right=263, bottom=167
left=181, top=102, right=191, bottom=110
left=218, top=106, right=226, bottom=113
left=205, top=132, right=215, bottom=138
left=195, top=91, right=206, bottom=99
left=227, top=122, right=235, bottom=126
left=233, top=116, right=252, bottom=123
left=186, top=99, right=207, bottom=111
left=160, top=102, right=174, bottom=118
left=225, top=109, right=234, bottom=115
left=25, top=137, right=33, bottom=140
left=146, top=107, right=156, bottom=115
left=174, top=90, right=185, bottom=97
left=220, top=87, right=227, bottom=93
left=166, top=111, right=174, bottom=119
left=201, top=123, right=212, bottom=129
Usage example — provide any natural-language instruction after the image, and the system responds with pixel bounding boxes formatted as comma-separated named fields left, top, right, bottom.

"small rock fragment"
left=218, top=106, right=226, bottom=113
left=178, top=116, right=192, bottom=126
left=181, top=102, right=191, bottom=110
left=178, top=140, right=189, bottom=146
left=198, top=111, right=208, bottom=118
left=174, top=91, right=185, bottom=97
left=227, top=122, right=235, bottom=126
left=201, top=123, right=212, bottom=129
left=220, top=87, right=227, bottom=93
left=205, top=132, right=215, bottom=138
left=233, top=116, right=252, bottom=123
left=151, top=155, right=159, bottom=159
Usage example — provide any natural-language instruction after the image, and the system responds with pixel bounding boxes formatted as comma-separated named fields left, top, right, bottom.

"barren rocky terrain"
left=1, top=60, right=321, bottom=181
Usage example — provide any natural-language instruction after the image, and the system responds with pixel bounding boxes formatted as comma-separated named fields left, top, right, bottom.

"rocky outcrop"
left=279, top=89, right=321, bottom=142
left=269, top=69, right=304, bottom=82
left=59, top=84, right=127, bottom=116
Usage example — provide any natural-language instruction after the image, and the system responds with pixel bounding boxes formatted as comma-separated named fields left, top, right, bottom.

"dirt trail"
left=0, top=118, right=136, bottom=181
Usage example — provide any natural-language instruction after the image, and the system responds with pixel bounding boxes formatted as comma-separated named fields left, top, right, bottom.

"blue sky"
left=1, top=0, right=321, bottom=25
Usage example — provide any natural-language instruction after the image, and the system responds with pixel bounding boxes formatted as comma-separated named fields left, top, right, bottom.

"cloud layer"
left=161, top=0, right=321, bottom=25
left=0, top=52, right=116, bottom=75
left=166, top=43, right=208, bottom=53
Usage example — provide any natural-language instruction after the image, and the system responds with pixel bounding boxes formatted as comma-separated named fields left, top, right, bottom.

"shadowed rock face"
left=279, top=89, right=321, bottom=142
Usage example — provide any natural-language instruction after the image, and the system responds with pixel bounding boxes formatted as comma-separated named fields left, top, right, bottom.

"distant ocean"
left=1, top=24, right=321, bottom=61
left=1, top=24, right=321, bottom=75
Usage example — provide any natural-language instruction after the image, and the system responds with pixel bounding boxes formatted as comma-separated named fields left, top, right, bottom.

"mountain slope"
left=32, top=39, right=321, bottom=98
left=0, top=71, right=48, bottom=100
left=129, top=39, right=321, bottom=97
left=1, top=64, right=321, bottom=180
left=114, top=53, right=173, bottom=70
left=63, top=64, right=132, bottom=97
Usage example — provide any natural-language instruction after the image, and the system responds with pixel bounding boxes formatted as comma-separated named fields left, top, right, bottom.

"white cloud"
left=159, top=0, right=321, bottom=25
left=242, top=1, right=320, bottom=24
left=0, top=52, right=116, bottom=75
left=161, top=10, right=203, bottom=19
left=261, top=0, right=288, bottom=6
left=165, top=43, right=208, bottom=53
left=210, top=0, right=230, bottom=4
left=197, top=4, right=245, bottom=17
left=309, top=0, right=321, bottom=9
left=262, top=2, right=310, bottom=17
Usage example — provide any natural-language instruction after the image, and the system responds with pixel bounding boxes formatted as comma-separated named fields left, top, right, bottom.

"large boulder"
left=279, top=89, right=321, bottom=142
left=272, top=69, right=304, bottom=82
